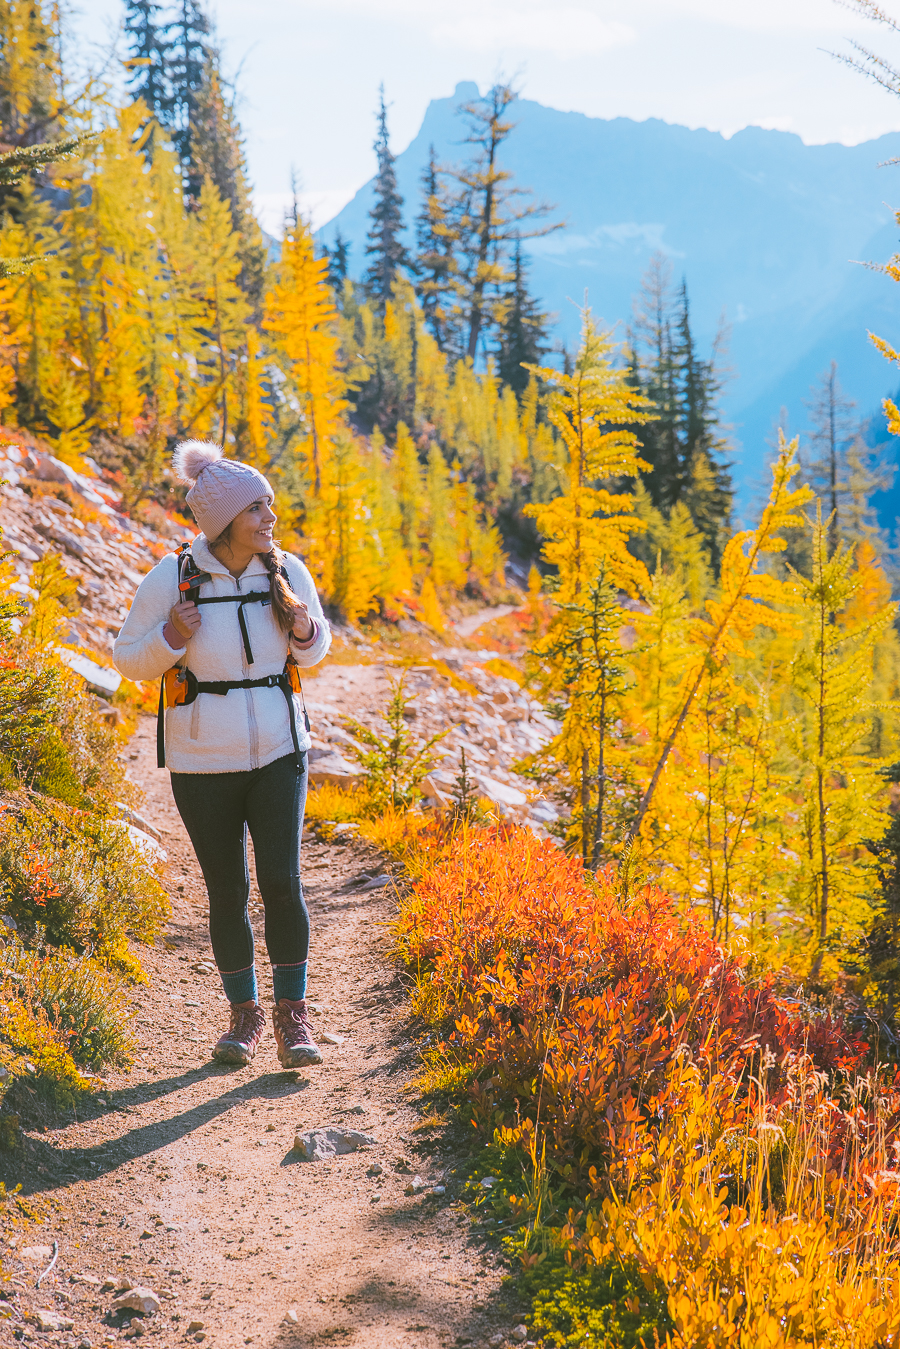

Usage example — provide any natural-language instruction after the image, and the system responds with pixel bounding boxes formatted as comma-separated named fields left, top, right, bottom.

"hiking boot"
left=212, top=1002, right=266, bottom=1065
left=272, top=999, right=323, bottom=1067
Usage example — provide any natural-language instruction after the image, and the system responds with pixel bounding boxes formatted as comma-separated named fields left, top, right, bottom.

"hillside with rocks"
left=0, top=438, right=557, bottom=829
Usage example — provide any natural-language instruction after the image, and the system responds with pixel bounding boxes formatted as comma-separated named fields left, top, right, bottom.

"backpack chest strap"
left=194, top=591, right=272, bottom=665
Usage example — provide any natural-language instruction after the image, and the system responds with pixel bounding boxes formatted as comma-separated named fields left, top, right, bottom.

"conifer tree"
left=804, top=361, right=857, bottom=556
left=495, top=239, right=549, bottom=397
left=263, top=220, right=346, bottom=496
left=414, top=146, right=458, bottom=351
left=363, top=86, right=408, bottom=312
left=324, top=230, right=350, bottom=295
left=451, top=82, right=560, bottom=361
left=0, top=0, right=62, bottom=147
left=168, top=0, right=210, bottom=192
left=629, top=254, right=733, bottom=573
left=123, top=0, right=172, bottom=129
left=787, top=503, right=896, bottom=978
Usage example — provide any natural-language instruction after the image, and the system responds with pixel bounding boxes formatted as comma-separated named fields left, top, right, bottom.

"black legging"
left=170, top=753, right=309, bottom=972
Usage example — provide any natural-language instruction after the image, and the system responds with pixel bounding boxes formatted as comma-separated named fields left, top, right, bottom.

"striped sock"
left=219, top=964, right=258, bottom=1005
left=272, top=960, right=308, bottom=1003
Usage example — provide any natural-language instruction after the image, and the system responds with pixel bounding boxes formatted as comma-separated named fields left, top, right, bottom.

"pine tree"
left=804, top=361, right=857, bottom=556
left=414, top=146, right=458, bottom=351
left=123, top=0, right=172, bottom=130
left=324, top=230, right=349, bottom=295
left=168, top=0, right=211, bottom=195
left=629, top=255, right=733, bottom=573
left=451, top=83, right=560, bottom=361
left=363, top=85, right=408, bottom=312
left=187, top=46, right=267, bottom=308
left=495, top=239, right=549, bottom=397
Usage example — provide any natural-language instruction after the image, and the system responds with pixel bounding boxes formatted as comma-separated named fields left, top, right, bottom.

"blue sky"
left=72, top=0, right=900, bottom=233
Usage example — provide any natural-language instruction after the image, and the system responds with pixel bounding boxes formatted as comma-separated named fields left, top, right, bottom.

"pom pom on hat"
left=171, top=439, right=274, bottom=540
left=173, top=439, right=223, bottom=485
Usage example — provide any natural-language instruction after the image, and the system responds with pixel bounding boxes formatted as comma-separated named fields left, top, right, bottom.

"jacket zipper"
left=236, top=573, right=260, bottom=769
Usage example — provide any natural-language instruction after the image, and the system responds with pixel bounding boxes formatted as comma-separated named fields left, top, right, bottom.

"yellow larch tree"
left=263, top=221, right=346, bottom=497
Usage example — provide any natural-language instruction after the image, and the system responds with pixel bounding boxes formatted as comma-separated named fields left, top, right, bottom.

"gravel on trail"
left=0, top=705, right=528, bottom=1349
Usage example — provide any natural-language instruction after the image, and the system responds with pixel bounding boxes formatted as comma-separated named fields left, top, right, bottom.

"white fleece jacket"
left=114, top=536, right=331, bottom=773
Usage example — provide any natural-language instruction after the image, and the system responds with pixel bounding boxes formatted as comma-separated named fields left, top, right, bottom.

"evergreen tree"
left=0, top=0, right=62, bottom=147
left=630, top=254, right=733, bottom=573
left=123, top=0, right=172, bottom=129
left=451, top=82, right=560, bottom=362
left=363, top=85, right=407, bottom=311
left=414, top=146, right=457, bottom=351
left=187, top=47, right=267, bottom=309
left=495, top=239, right=549, bottom=397
left=805, top=361, right=857, bottom=556
left=324, top=229, right=349, bottom=295
left=168, top=0, right=211, bottom=196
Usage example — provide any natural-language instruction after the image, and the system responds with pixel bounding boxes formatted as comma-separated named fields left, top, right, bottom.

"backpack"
left=156, top=542, right=309, bottom=769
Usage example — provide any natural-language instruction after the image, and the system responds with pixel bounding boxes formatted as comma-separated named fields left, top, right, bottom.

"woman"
left=115, top=441, right=331, bottom=1069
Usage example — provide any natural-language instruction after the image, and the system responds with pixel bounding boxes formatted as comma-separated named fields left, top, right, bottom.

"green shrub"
left=1, top=937, right=133, bottom=1067
left=0, top=793, right=169, bottom=974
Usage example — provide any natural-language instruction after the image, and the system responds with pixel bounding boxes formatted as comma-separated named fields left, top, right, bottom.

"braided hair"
left=260, top=547, right=302, bottom=633
left=209, top=521, right=301, bottom=634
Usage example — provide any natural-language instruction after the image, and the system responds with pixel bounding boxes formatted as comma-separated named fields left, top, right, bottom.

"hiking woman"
left=114, top=441, right=330, bottom=1069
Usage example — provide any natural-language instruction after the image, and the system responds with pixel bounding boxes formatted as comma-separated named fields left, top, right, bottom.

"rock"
left=99, top=1277, right=119, bottom=1292
left=320, top=1031, right=345, bottom=1046
left=431, top=1185, right=446, bottom=1196
left=356, top=873, right=391, bottom=891
left=112, top=1286, right=161, bottom=1316
left=488, top=1336, right=506, bottom=1348
left=116, top=804, right=162, bottom=844
left=366, top=1163, right=383, bottom=1176
left=475, top=777, right=527, bottom=808
left=420, top=775, right=450, bottom=806
left=344, top=1104, right=365, bottom=1115
left=53, top=645, right=122, bottom=696
left=187, top=1321, right=205, bottom=1333
left=529, top=800, right=558, bottom=823
left=78, top=1340, right=93, bottom=1349
left=33, top=1309, right=74, bottom=1332
left=511, top=1329, right=529, bottom=1343
left=480, top=1176, right=498, bottom=1189
left=293, top=1127, right=377, bottom=1160
left=306, top=1001, right=324, bottom=1015
left=404, top=1176, right=428, bottom=1195
left=308, top=754, right=363, bottom=788
left=123, top=1324, right=145, bottom=1339
left=19, top=1244, right=53, bottom=1263
left=71, top=1273, right=101, bottom=1286
left=284, top=1309, right=299, bottom=1324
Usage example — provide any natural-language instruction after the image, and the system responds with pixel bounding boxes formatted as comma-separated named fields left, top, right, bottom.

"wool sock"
left=272, top=960, right=308, bottom=1003
left=219, top=964, right=258, bottom=1006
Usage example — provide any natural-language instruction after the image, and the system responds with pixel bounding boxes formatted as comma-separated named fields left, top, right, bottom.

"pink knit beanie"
left=172, top=441, right=274, bottom=540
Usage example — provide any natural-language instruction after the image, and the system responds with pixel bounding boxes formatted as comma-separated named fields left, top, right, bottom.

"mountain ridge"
left=317, top=82, right=900, bottom=508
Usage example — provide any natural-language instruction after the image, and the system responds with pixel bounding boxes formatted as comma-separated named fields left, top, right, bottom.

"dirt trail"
left=1, top=700, right=525, bottom=1349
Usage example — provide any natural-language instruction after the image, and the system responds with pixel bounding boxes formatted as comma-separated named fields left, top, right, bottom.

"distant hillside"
left=317, top=82, right=900, bottom=512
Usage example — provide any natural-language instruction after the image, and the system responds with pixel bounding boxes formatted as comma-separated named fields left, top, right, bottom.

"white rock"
left=284, top=1309, right=299, bottom=1324
left=366, top=1163, right=384, bottom=1176
left=431, top=1185, right=446, bottom=1196
left=112, top=1286, right=161, bottom=1316
left=54, top=645, right=122, bottom=696
left=480, top=1176, right=499, bottom=1189
left=320, top=1031, right=345, bottom=1046
left=404, top=1176, right=428, bottom=1195
left=293, top=1127, right=376, bottom=1160
left=511, top=1328, right=529, bottom=1343
left=20, top=1244, right=54, bottom=1262
left=71, top=1273, right=101, bottom=1286
left=33, top=1309, right=74, bottom=1332
left=488, top=1335, right=506, bottom=1348
left=475, top=777, right=527, bottom=808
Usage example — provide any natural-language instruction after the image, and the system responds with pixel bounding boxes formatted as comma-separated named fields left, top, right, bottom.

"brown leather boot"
left=212, top=1002, right=266, bottom=1065
left=272, top=998, right=323, bottom=1067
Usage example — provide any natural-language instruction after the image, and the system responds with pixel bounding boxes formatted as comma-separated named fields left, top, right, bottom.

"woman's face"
left=228, top=496, right=277, bottom=554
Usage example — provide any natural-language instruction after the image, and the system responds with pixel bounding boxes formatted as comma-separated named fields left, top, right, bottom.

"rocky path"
left=1, top=716, right=527, bottom=1349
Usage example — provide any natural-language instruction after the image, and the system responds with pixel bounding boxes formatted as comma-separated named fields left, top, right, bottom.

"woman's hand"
left=290, top=600, right=314, bottom=643
left=168, top=600, right=202, bottom=643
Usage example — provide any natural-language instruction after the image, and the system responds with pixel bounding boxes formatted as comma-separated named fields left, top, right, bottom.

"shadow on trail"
left=9, top=1068, right=313, bottom=1198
